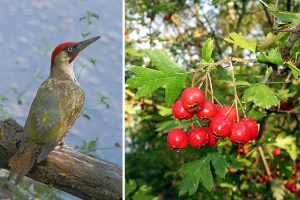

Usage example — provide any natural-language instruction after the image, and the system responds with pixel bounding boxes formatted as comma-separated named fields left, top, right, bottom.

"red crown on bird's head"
left=51, top=42, right=77, bottom=67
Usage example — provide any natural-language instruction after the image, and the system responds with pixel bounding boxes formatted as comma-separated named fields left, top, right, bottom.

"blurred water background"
left=0, top=0, right=122, bottom=187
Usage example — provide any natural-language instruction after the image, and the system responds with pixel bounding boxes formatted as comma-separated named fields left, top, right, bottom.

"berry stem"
left=258, top=146, right=272, bottom=176
left=237, top=97, right=247, bottom=118
left=205, top=72, right=208, bottom=97
left=192, top=68, right=204, bottom=87
left=207, top=72, right=214, bottom=103
left=225, top=103, right=235, bottom=117
left=229, top=58, right=240, bottom=122
left=207, top=89, right=222, bottom=106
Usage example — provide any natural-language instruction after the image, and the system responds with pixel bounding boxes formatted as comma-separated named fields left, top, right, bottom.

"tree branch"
left=280, top=22, right=300, bottom=60
left=0, top=119, right=122, bottom=200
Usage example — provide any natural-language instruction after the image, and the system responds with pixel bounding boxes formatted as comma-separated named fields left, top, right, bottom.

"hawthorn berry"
left=257, top=177, right=264, bottom=183
left=297, top=162, right=300, bottom=170
left=289, top=183, right=297, bottom=193
left=172, top=99, right=193, bottom=120
left=210, top=115, right=233, bottom=139
left=284, top=183, right=292, bottom=190
left=215, top=104, right=222, bottom=112
left=195, top=100, right=217, bottom=120
left=204, top=126, right=218, bottom=146
left=188, top=127, right=208, bottom=148
left=167, top=128, right=188, bottom=150
left=263, top=175, right=269, bottom=182
left=241, top=118, right=259, bottom=140
left=284, top=182, right=297, bottom=193
left=229, top=122, right=250, bottom=145
left=163, top=14, right=172, bottom=21
left=181, top=87, right=205, bottom=112
left=240, top=169, right=247, bottom=175
left=218, top=105, right=238, bottom=121
left=272, top=149, right=281, bottom=156
left=237, top=147, right=244, bottom=154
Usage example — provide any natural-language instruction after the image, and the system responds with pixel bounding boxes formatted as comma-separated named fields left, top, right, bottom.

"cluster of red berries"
left=167, top=87, right=259, bottom=150
left=284, top=182, right=297, bottom=193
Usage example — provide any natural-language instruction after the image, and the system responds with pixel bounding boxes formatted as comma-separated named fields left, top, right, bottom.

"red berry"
left=163, top=14, right=172, bottom=21
left=284, top=183, right=292, bottom=190
left=181, top=87, right=205, bottom=112
left=257, top=177, right=264, bottom=183
left=167, top=128, right=188, bottom=150
left=204, top=126, right=218, bottom=146
left=172, top=99, right=194, bottom=120
left=245, top=176, right=251, bottom=181
left=188, top=127, right=208, bottom=148
left=272, top=173, right=278, bottom=178
left=240, top=169, right=247, bottom=175
left=188, top=123, right=194, bottom=129
left=289, top=183, right=297, bottom=193
left=218, top=105, right=238, bottom=121
left=297, top=162, right=300, bottom=170
left=237, top=147, right=244, bottom=154
left=241, top=118, right=259, bottom=140
left=195, top=100, right=217, bottom=120
left=263, top=175, right=269, bottom=182
left=210, top=115, right=233, bottom=139
left=279, top=100, right=293, bottom=111
left=229, top=122, right=250, bottom=145
left=215, top=104, right=222, bottom=112
left=293, top=172, right=297, bottom=178
left=272, top=149, right=281, bottom=156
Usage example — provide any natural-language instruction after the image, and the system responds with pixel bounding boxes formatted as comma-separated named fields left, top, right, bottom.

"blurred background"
left=0, top=0, right=122, bottom=199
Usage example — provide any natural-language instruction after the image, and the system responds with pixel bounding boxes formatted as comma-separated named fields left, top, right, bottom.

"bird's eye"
left=67, top=47, right=73, bottom=52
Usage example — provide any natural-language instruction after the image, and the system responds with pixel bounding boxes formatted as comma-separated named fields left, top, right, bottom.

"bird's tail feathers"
left=8, top=142, right=41, bottom=185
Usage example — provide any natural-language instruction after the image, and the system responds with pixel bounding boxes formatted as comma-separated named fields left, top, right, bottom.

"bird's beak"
left=74, top=36, right=100, bottom=55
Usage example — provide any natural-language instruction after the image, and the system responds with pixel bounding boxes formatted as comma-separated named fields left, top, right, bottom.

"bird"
left=8, top=36, right=100, bottom=184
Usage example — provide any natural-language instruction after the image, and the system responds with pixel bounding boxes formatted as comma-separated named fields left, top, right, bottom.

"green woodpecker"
left=8, top=36, right=100, bottom=184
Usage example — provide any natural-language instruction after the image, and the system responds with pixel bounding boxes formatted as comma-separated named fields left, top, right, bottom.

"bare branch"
left=0, top=119, right=122, bottom=200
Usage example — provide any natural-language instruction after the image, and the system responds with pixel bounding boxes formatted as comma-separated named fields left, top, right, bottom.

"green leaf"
left=273, top=11, right=300, bottom=23
left=211, top=153, right=228, bottom=179
left=247, top=108, right=267, bottom=121
left=178, top=169, right=201, bottom=196
left=199, top=156, right=213, bottom=191
left=178, top=160, right=202, bottom=196
left=277, top=89, right=297, bottom=100
left=257, top=48, right=283, bottom=65
left=224, top=32, right=256, bottom=52
left=271, top=179, right=285, bottom=200
left=242, top=83, right=280, bottom=109
left=125, top=179, right=137, bottom=196
left=178, top=153, right=227, bottom=196
left=202, top=38, right=213, bottom=62
left=286, top=62, right=300, bottom=79
left=132, top=185, right=156, bottom=200
left=258, top=32, right=277, bottom=50
left=127, top=50, right=189, bottom=105
left=273, top=133, right=299, bottom=161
